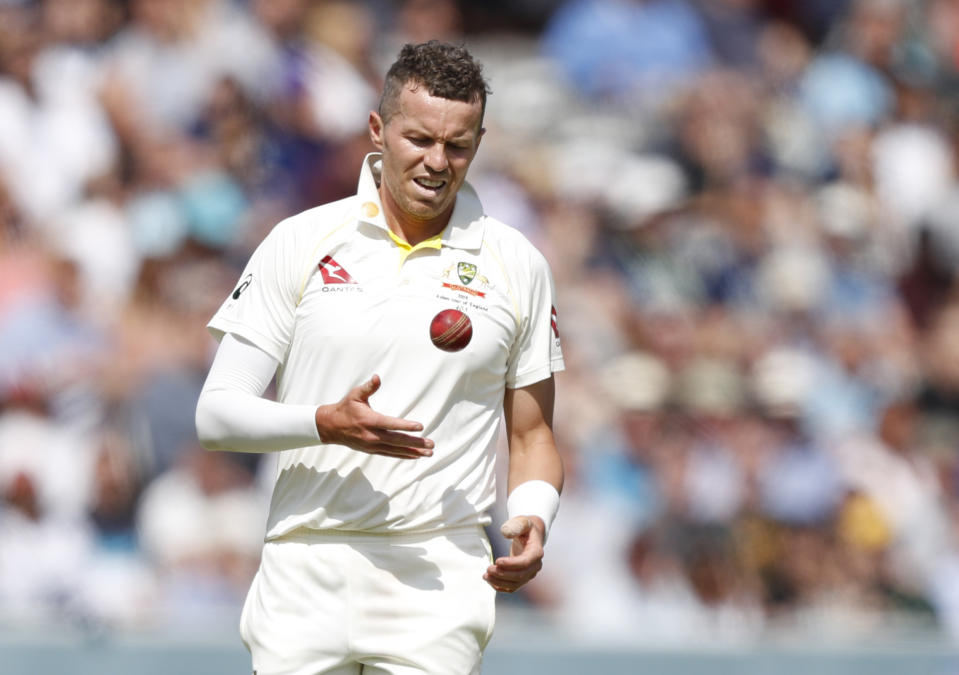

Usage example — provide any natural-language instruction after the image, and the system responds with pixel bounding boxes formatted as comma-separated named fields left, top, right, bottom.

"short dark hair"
left=378, top=40, right=491, bottom=126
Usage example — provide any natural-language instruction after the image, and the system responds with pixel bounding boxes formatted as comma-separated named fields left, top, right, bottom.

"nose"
left=424, top=142, right=449, bottom=173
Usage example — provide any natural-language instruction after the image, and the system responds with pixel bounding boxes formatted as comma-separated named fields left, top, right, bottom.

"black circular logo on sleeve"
left=232, top=274, right=253, bottom=299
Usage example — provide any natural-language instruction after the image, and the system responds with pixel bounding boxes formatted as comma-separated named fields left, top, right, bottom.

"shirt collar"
left=355, top=152, right=485, bottom=250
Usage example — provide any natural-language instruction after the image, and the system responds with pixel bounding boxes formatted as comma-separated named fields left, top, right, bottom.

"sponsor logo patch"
left=232, top=274, right=253, bottom=299
left=551, top=305, right=560, bottom=338
left=318, top=255, right=357, bottom=284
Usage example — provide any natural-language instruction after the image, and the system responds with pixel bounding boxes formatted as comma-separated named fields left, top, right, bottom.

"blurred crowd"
left=3, top=0, right=959, bottom=647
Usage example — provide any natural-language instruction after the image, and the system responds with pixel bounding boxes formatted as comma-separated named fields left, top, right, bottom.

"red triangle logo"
left=318, top=255, right=357, bottom=284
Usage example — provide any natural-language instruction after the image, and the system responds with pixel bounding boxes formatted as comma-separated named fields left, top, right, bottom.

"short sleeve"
left=208, top=223, right=301, bottom=362
left=506, top=248, right=565, bottom=389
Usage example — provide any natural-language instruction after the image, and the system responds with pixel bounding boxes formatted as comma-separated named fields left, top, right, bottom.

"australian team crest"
left=457, top=262, right=477, bottom=285
left=439, top=261, right=488, bottom=299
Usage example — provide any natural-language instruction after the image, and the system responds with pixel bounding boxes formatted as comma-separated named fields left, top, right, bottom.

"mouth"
left=414, top=177, right=447, bottom=194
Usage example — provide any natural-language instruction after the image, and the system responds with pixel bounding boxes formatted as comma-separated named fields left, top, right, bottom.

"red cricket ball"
left=429, top=309, right=472, bottom=352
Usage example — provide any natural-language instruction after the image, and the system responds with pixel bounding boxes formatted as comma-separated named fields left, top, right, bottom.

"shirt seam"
left=295, top=211, right=357, bottom=306
left=207, top=318, right=288, bottom=364
left=481, top=240, right=521, bottom=328
left=508, top=362, right=564, bottom=390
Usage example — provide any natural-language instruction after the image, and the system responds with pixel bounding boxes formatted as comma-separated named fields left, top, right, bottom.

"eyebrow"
left=404, top=131, right=476, bottom=147
left=396, top=114, right=478, bottom=142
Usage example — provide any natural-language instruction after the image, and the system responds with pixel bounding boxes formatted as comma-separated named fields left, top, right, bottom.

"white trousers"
left=240, top=527, right=496, bottom=675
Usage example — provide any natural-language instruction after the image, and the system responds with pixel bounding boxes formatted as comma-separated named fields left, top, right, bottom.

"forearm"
left=196, top=388, right=320, bottom=452
left=503, top=379, right=564, bottom=541
left=195, top=332, right=321, bottom=453
left=507, top=435, right=564, bottom=494
left=507, top=434, right=563, bottom=538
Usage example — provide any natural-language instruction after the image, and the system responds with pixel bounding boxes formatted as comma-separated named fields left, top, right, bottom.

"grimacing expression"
left=370, top=83, right=484, bottom=231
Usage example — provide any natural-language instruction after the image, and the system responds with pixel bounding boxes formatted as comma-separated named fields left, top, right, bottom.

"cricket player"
left=195, top=40, right=564, bottom=674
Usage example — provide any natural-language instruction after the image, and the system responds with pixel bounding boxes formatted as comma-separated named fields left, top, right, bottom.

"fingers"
left=352, top=376, right=429, bottom=435
left=334, top=376, right=435, bottom=457
left=355, top=374, right=381, bottom=402
left=364, top=414, right=433, bottom=457
left=362, top=444, right=432, bottom=459
left=484, top=558, right=543, bottom=593
left=484, top=578, right=528, bottom=593
left=362, top=430, right=433, bottom=458
left=374, top=428, right=433, bottom=450
left=485, top=516, right=546, bottom=592
left=493, top=547, right=542, bottom=571
left=488, top=557, right=543, bottom=577
left=373, top=412, right=427, bottom=434
left=500, top=515, right=532, bottom=539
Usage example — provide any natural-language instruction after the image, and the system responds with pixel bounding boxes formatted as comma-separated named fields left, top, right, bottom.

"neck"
left=379, top=187, right=453, bottom=247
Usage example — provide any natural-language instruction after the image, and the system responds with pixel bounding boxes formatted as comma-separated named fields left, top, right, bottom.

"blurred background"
left=4, top=0, right=959, bottom=672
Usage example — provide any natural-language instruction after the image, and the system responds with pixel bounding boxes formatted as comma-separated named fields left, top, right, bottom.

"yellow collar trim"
left=388, top=229, right=443, bottom=266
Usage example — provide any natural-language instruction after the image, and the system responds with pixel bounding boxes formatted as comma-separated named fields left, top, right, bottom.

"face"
left=369, top=83, right=484, bottom=235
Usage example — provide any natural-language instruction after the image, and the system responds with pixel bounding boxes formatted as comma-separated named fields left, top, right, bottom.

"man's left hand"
left=484, top=515, right=545, bottom=593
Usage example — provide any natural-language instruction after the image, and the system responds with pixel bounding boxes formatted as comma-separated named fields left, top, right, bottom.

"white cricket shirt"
left=208, top=153, right=564, bottom=537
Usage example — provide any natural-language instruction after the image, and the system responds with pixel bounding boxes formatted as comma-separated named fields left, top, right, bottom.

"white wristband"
left=506, top=480, right=560, bottom=543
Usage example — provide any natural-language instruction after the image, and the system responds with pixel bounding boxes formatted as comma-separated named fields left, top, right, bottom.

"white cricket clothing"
left=240, top=527, right=495, bottom=674
left=208, top=153, right=564, bottom=539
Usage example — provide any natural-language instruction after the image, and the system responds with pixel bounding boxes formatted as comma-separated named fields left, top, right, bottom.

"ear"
left=369, top=110, right=385, bottom=150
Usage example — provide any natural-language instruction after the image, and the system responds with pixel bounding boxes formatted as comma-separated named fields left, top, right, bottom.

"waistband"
left=269, top=524, right=487, bottom=546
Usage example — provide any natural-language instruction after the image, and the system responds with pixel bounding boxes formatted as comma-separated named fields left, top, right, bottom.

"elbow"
left=195, top=391, right=229, bottom=452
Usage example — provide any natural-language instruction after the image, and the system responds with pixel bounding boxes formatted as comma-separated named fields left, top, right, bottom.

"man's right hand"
left=314, top=374, right=434, bottom=459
